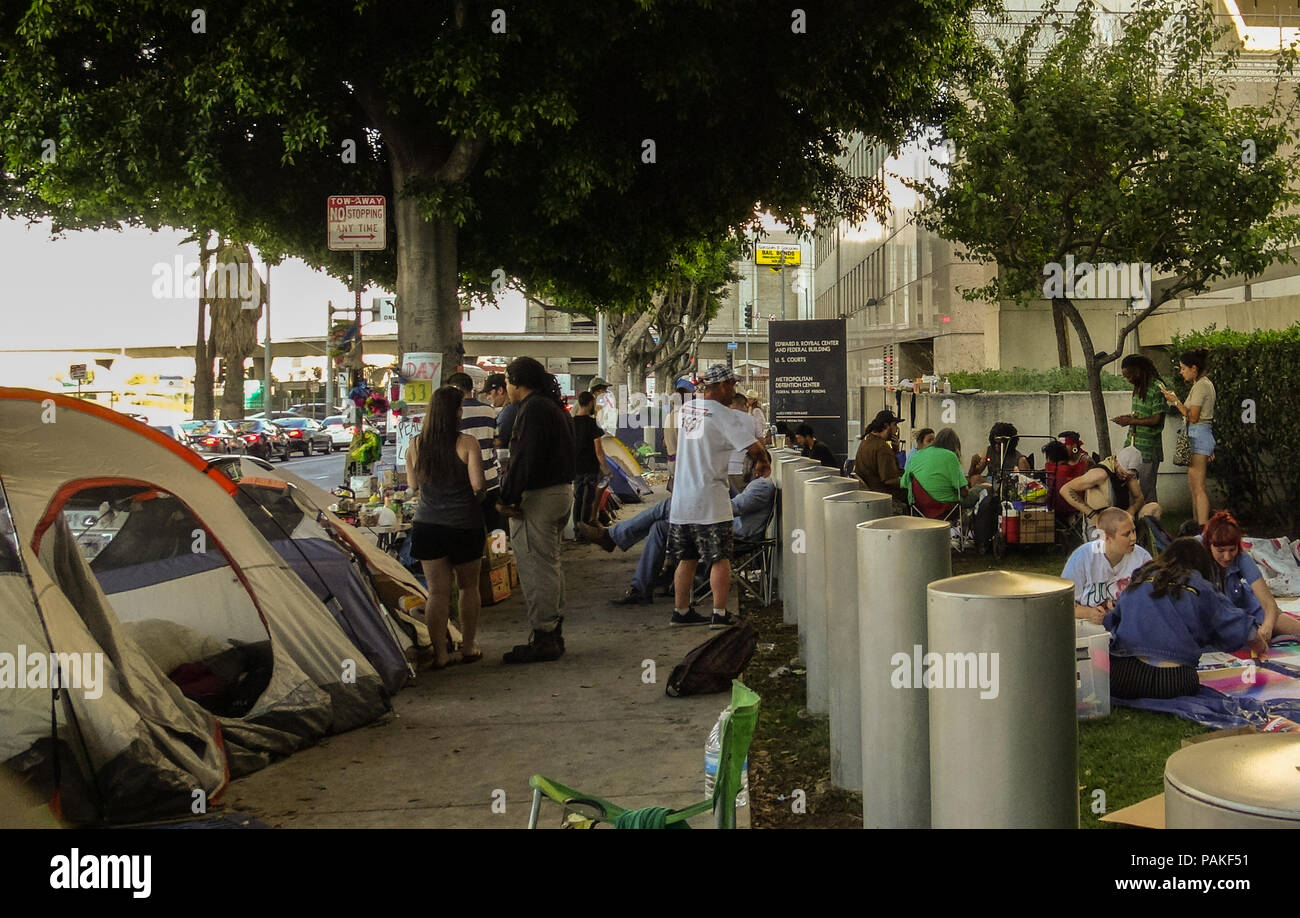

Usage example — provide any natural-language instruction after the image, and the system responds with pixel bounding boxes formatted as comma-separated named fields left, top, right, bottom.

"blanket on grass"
left=1115, top=638, right=1300, bottom=732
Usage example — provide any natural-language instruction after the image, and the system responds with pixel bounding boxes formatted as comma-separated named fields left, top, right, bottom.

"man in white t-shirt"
left=726, top=392, right=766, bottom=494
left=1061, top=507, right=1152, bottom=624
left=667, top=364, right=765, bottom=628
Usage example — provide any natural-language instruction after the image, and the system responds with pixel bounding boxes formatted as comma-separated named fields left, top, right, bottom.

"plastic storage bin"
left=1075, top=621, right=1111, bottom=719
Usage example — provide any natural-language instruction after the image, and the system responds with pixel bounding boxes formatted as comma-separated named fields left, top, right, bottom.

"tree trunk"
left=192, top=233, right=216, bottom=419
left=391, top=155, right=463, bottom=381
left=1052, top=297, right=1072, bottom=368
left=1057, top=296, right=1113, bottom=456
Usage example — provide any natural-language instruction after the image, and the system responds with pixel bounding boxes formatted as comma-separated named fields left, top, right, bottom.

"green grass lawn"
left=747, top=532, right=1211, bottom=828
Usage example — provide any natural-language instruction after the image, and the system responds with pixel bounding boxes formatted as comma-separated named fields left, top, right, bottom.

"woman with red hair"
left=1202, top=511, right=1299, bottom=644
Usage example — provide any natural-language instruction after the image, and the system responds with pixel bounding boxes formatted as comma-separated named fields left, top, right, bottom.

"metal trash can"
left=775, top=456, right=819, bottom=621
left=822, top=490, right=891, bottom=791
left=1165, top=734, right=1300, bottom=828
left=858, top=517, right=951, bottom=828
left=800, top=475, right=861, bottom=715
left=927, top=571, right=1077, bottom=829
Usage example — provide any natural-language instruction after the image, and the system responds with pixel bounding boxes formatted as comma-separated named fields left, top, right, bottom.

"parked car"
left=274, top=417, right=333, bottom=455
left=228, top=419, right=292, bottom=462
left=322, top=415, right=376, bottom=451
left=175, top=420, right=247, bottom=455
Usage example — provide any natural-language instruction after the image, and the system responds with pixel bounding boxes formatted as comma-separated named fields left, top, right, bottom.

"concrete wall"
left=1140, top=294, right=1300, bottom=346
left=858, top=387, right=1193, bottom=517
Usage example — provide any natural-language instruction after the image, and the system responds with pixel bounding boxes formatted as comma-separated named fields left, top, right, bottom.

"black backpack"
left=665, top=622, right=758, bottom=697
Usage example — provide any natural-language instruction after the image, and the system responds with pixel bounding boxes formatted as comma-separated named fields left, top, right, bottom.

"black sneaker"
left=671, top=609, right=710, bottom=626
left=610, top=587, right=653, bottom=606
left=502, top=619, right=565, bottom=663
left=710, top=611, right=738, bottom=629
left=577, top=522, right=617, bottom=553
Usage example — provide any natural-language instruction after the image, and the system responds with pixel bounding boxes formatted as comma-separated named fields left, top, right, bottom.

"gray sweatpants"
left=509, top=483, right=573, bottom=633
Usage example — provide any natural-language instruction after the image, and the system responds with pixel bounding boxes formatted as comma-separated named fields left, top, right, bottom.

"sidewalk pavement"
left=224, top=489, right=750, bottom=828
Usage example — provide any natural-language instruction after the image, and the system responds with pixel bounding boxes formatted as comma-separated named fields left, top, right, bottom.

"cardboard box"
left=1019, top=508, right=1054, bottom=544
left=479, top=556, right=511, bottom=606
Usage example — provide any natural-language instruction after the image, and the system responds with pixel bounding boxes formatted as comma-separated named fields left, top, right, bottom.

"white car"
left=322, top=415, right=379, bottom=451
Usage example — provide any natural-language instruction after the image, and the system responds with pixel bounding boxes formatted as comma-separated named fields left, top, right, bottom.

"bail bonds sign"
left=770, top=318, right=848, bottom=465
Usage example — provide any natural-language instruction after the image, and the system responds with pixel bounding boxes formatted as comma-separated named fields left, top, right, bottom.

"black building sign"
left=770, top=318, right=848, bottom=465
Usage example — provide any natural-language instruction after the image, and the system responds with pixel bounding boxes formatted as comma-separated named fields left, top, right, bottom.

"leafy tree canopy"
left=2, top=0, right=985, bottom=347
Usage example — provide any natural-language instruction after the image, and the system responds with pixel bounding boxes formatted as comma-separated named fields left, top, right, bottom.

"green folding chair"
left=527, top=680, right=760, bottom=829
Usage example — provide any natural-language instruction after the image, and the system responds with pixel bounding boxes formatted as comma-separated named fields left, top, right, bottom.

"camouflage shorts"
left=666, top=521, right=733, bottom=565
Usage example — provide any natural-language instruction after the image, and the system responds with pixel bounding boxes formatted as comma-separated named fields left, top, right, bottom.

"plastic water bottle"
left=704, top=709, right=749, bottom=806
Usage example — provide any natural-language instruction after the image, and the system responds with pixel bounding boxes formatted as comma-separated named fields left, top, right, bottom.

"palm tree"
left=206, top=240, right=265, bottom=420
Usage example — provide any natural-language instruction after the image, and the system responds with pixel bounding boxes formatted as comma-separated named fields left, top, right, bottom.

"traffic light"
left=743, top=304, right=756, bottom=330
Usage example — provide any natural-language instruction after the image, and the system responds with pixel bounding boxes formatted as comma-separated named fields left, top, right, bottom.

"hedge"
left=945, top=366, right=1130, bottom=393
left=1170, top=325, right=1300, bottom=533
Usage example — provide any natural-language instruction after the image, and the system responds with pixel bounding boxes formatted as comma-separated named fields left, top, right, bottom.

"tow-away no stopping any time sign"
left=327, top=195, right=387, bottom=251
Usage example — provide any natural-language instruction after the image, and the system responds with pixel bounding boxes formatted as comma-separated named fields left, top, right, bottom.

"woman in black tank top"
left=408, top=386, right=488, bottom=668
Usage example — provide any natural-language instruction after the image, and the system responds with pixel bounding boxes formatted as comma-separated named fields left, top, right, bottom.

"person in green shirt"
left=1112, top=355, right=1167, bottom=506
left=901, top=427, right=970, bottom=506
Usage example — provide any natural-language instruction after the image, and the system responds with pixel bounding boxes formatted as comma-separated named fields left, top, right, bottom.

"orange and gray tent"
left=0, top=389, right=390, bottom=823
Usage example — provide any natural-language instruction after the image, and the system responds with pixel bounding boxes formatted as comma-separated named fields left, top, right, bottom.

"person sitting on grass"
left=1062, top=507, right=1151, bottom=624
left=581, top=449, right=775, bottom=606
left=1201, top=510, right=1300, bottom=645
left=1104, top=538, right=1267, bottom=700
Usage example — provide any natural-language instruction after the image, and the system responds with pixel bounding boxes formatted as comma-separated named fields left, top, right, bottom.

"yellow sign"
left=755, top=245, right=801, bottom=267
left=402, top=380, right=432, bottom=408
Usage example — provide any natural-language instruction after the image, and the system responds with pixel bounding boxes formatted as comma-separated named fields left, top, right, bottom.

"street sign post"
left=70, top=363, right=86, bottom=398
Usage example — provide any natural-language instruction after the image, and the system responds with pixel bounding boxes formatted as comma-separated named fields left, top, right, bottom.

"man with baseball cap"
left=666, top=364, right=765, bottom=627
left=854, top=409, right=907, bottom=512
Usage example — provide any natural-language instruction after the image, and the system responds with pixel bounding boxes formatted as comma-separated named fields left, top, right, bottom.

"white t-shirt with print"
left=1061, top=538, right=1152, bottom=607
left=669, top=399, right=761, bottom=525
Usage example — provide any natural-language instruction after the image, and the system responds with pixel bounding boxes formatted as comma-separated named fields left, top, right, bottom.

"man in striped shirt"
left=448, top=371, right=504, bottom=538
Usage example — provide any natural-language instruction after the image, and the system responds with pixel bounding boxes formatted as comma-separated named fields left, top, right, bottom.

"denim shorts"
left=1187, top=422, right=1215, bottom=456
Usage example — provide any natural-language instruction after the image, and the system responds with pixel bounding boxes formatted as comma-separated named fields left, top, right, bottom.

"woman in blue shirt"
left=1202, top=511, right=1299, bottom=644
left=1104, top=538, right=1265, bottom=699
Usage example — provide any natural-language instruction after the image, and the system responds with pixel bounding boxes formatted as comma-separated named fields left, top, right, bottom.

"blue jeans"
left=610, top=498, right=672, bottom=593
left=1188, top=422, right=1215, bottom=456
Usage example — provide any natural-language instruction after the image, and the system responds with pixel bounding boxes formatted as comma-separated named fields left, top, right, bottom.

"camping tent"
left=208, top=455, right=428, bottom=691
left=601, top=435, right=653, bottom=503
left=0, top=388, right=390, bottom=823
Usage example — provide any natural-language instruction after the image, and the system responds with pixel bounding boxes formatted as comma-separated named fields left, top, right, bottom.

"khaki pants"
left=509, top=483, right=573, bottom=633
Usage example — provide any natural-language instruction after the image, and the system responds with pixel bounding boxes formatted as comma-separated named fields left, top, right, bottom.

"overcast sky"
left=0, top=217, right=527, bottom=353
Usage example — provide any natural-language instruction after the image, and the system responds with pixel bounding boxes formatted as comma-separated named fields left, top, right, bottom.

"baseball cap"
left=674, top=377, right=696, bottom=393
left=744, top=389, right=760, bottom=401
left=482, top=373, right=506, bottom=392
left=588, top=376, right=610, bottom=391
left=872, top=409, right=900, bottom=425
left=699, top=364, right=740, bottom=387
left=1116, top=445, right=1142, bottom=474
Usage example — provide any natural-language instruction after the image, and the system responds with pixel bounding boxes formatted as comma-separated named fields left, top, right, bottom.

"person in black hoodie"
left=497, top=357, right=577, bottom=663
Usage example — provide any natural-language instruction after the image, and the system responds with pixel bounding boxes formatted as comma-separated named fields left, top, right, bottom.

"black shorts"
left=410, top=522, right=485, bottom=565
left=666, top=521, right=733, bottom=565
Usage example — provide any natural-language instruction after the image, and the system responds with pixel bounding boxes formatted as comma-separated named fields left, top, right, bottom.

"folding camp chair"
left=689, top=498, right=778, bottom=609
left=527, top=680, right=760, bottom=829
left=909, top=478, right=971, bottom=551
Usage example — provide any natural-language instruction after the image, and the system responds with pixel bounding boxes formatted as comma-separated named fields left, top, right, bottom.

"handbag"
left=1173, top=419, right=1192, bottom=467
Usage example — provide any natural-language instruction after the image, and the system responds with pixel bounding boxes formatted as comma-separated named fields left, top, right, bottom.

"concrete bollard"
left=858, top=517, right=951, bottom=828
left=823, top=490, right=891, bottom=791
left=784, top=463, right=827, bottom=632
left=771, top=452, right=811, bottom=612
left=1165, top=734, right=1300, bottom=828
left=927, top=571, right=1077, bottom=829
left=800, top=475, right=861, bottom=715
